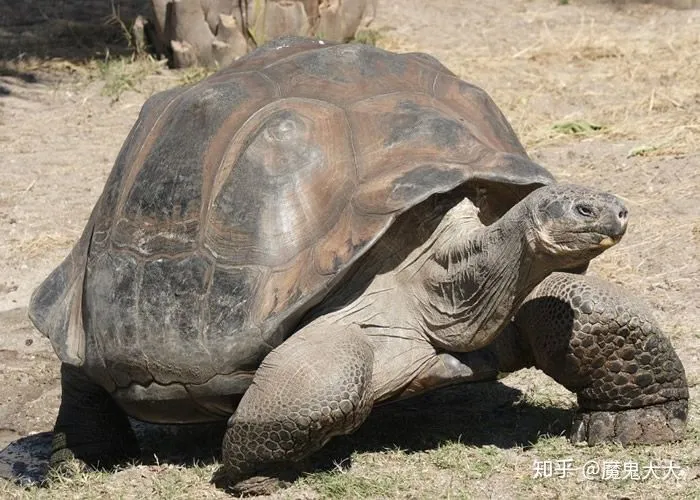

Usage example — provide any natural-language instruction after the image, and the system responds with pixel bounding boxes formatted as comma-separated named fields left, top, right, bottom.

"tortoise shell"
left=29, top=37, right=554, bottom=397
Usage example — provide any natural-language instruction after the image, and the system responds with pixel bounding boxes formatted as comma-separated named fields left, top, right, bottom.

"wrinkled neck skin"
left=403, top=199, right=550, bottom=353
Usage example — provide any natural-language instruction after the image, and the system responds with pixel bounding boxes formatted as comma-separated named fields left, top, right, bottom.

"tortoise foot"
left=50, top=364, right=140, bottom=473
left=231, top=473, right=295, bottom=496
left=50, top=434, right=138, bottom=472
left=46, top=455, right=89, bottom=481
left=570, top=399, right=688, bottom=446
left=212, top=465, right=300, bottom=496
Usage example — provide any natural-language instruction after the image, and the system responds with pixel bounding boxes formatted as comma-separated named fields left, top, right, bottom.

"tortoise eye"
left=576, top=204, right=595, bottom=217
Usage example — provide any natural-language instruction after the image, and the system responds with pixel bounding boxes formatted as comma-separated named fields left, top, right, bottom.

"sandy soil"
left=0, top=0, right=698, bottom=498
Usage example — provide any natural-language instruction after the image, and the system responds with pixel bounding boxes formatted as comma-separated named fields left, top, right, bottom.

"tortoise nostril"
left=615, top=208, right=629, bottom=237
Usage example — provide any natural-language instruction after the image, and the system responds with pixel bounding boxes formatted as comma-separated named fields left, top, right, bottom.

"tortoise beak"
left=598, top=235, right=621, bottom=248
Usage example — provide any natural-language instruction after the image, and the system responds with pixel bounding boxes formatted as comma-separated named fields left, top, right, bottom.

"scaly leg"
left=215, top=323, right=375, bottom=495
left=51, top=363, right=139, bottom=470
left=513, top=272, right=688, bottom=445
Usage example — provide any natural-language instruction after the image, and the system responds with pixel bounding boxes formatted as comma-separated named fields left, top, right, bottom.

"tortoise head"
left=523, top=184, right=628, bottom=268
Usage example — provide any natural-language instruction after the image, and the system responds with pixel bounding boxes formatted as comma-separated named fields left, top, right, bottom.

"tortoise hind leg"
left=215, top=324, right=374, bottom=496
left=51, top=363, right=139, bottom=471
left=513, top=272, right=688, bottom=445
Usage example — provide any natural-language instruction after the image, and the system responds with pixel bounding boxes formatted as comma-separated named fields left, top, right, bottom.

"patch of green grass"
left=627, top=144, right=659, bottom=158
left=300, top=469, right=404, bottom=499
left=526, top=434, right=577, bottom=458
left=353, top=29, right=384, bottom=47
left=148, top=463, right=218, bottom=499
left=514, top=383, right=576, bottom=412
left=177, top=66, right=217, bottom=87
left=551, top=120, right=603, bottom=135
left=96, top=54, right=166, bottom=101
left=3, top=462, right=224, bottom=500
left=430, top=441, right=467, bottom=470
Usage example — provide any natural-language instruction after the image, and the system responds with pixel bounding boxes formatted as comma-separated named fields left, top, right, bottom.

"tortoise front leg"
left=51, top=363, right=139, bottom=471
left=513, top=272, right=688, bottom=445
left=215, top=323, right=375, bottom=496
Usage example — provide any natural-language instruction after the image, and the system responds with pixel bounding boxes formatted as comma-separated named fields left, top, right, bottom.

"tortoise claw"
left=231, top=475, right=293, bottom=496
left=212, top=464, right=299, bottom=497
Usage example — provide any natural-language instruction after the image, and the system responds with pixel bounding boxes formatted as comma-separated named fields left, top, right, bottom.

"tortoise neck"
left=410, top=199, right=549, bottom=352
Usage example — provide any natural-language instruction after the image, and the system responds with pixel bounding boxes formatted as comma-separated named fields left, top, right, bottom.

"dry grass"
left=376, top=3, right=699, bottom=155
left=11, top=234, right=78, bottom=259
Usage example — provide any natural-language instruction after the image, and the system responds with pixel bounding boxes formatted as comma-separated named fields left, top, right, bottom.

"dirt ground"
left=0, top=0, right=698, bottom=498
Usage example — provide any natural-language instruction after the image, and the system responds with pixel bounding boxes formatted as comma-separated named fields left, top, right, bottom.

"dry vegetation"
left=0, top=0, right=698, bottom=499
left=382, top=1, right=699, bottom=156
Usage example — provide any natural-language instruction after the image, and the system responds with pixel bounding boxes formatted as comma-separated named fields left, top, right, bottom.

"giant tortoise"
left=29, top=37, right=688, bottom=494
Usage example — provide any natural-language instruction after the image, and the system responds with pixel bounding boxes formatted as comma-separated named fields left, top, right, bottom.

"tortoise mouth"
left=534, top=229, right=624, bottom=255
left=597, top=234, right=622, bottom=248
